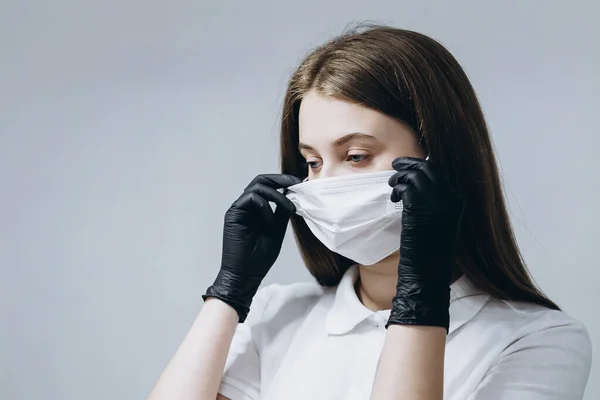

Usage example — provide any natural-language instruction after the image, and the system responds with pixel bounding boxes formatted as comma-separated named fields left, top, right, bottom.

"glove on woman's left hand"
left=387, top=157, right=464, bottom=331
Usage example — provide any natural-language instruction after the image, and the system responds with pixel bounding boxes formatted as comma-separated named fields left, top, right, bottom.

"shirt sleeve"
left=217, top=285, right=273, bottom=400
left=467, top=317, right=592, bottom=400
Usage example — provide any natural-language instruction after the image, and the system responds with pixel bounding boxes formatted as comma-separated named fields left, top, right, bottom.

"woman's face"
left=298, top=90, right=425, bottom=180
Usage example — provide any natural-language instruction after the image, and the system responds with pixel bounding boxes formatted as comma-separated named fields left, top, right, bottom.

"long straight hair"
left=280, top=24, right=558, bottom=310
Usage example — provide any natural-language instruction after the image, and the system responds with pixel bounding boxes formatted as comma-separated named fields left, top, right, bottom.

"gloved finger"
left=233, top=191, right=275, bottom=226
left=391, top=157, right=425, bottom=172
left=388, top=169, right=434, bottom=195
left=416, top=162, right=442, bottom=187
left=245, top=174, right=302, bottom=191
left=246, top=183, right=296, bottom=214
left=272, top=203, right=293, bottom=237
left=390, top=183, right=409, bottom=203
left=392, top=156, right=441, bottom=184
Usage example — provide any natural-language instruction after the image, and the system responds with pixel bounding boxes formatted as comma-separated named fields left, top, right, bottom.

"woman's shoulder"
left=477, top=297, right=591, bottom=353
left=459, top=297, right=593, bottom=395
left=483, top=297, right=586, bottom=329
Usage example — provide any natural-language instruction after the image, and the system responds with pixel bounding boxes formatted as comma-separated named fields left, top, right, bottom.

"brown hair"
left=280, top=23, right=558, bottom=310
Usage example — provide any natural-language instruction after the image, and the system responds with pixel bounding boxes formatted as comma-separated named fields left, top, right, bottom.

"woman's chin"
left=359, top=250, right=400, bottom=272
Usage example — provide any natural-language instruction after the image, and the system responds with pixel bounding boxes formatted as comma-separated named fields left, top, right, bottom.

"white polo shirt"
left=218, top=265, right=592, bottom=400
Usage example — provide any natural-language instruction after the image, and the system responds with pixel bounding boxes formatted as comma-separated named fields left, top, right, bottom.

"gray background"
left=1, top=1, right=598, bottom=399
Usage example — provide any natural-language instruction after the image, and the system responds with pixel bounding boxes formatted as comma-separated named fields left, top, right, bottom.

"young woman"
left=148, top=25, right=592, bottom=400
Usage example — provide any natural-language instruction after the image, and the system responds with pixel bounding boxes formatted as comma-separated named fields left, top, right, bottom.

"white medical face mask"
left=286, top=170, right=402, bottom=265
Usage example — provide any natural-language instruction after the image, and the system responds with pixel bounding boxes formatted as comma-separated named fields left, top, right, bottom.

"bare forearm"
left=370, top=325, right=446, bottom=400
left=148, top=298, right=238, bottom=400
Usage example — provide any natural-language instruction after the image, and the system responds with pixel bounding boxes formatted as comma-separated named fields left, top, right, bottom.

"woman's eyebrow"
left=331, top=132, right=378, bottom=147
left=298, top=132, right=378, bottom=151
left=298, top=142, right=315, bottom=151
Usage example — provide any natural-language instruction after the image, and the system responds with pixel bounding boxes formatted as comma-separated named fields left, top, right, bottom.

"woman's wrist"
left=202, top=297, right=241, bottom=325
left=387, top=279, right=451, bottom=330
left=371, top=324, right=446, bottom=399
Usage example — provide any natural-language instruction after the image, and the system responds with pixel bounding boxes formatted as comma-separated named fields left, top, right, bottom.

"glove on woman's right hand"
left=203, top=174, right=301, bottom=322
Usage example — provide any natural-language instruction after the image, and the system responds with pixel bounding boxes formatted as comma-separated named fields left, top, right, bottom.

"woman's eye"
left=306, top=160, right=322, bottom=170
left=347, top=154, right=370, bottom=164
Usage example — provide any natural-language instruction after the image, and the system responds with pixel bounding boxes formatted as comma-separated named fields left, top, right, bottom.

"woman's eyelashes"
left=346, top=153, right=370, bottom=165
left=306, top=159, right=323, bottom=170
left=302, top=152, right=372, bottom=172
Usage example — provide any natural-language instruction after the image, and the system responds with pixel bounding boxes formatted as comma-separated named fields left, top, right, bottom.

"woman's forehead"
left=298, top=91, right=415, bottom=149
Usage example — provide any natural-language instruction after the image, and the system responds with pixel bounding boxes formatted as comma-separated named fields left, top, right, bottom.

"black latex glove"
left=386, top=157, right=464, bottom=331
left=203, top=174, right=301, bottom=322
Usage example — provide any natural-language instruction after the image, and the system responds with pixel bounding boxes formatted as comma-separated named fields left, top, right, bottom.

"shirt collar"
left=325, top=265, right=490, bottom=335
